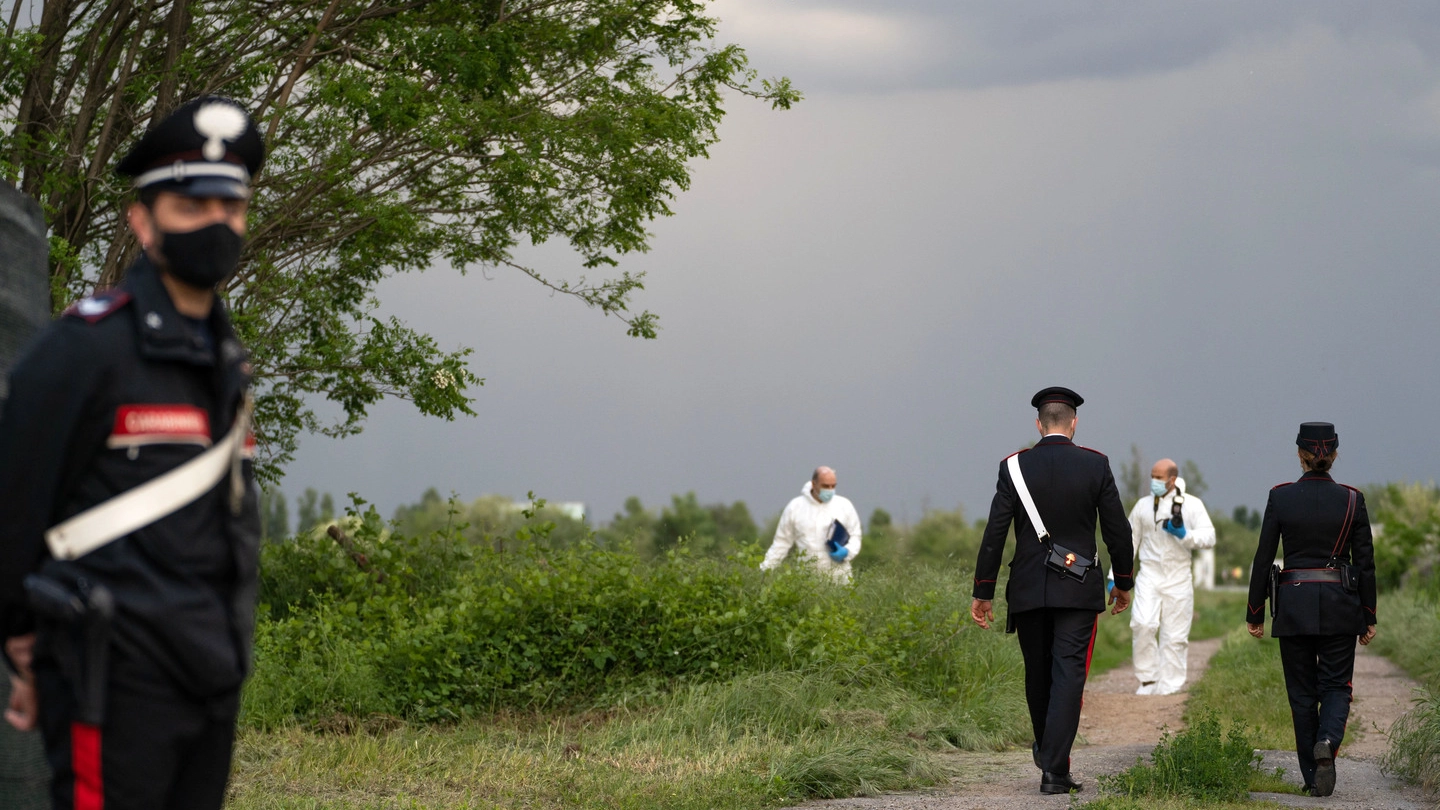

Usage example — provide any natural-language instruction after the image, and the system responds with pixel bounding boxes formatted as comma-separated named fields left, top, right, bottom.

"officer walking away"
left=1245, top=422, right=1377, bottom=798
left=970, top=387, right=1134, bottom=795
left=760, top=466, right=863, bottom=582
left=1127, top=459, right=1216, bottom=695
left=0, top=96, right=265, bottom=809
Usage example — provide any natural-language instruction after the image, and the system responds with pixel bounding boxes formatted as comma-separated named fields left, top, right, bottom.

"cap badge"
left=194, top=102, right=247, bottom=162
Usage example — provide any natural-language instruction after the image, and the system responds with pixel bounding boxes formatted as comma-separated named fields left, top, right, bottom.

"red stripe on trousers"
left=71, top=722, right=103, bottom=810
left=1084, top=617, right=1099, bottom=677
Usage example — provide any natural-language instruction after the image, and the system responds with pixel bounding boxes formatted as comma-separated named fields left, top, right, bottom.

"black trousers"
left=1012, top=607, right=1098, bottom=774
left=1277, top=634, right=1356, bottom=789
left=35, top=650, right=239, bottom=810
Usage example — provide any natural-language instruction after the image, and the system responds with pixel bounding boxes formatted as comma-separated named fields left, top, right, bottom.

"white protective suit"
left=761, top=481, right=863, bottom=582
left=1127, top=481, right=1215, bottom=695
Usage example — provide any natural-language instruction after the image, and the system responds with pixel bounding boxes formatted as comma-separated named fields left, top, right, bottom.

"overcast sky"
left=282, top=2, right=1440, bottom=529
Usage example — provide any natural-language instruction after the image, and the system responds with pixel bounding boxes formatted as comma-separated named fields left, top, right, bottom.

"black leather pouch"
left=1045, top=541, right=1093, bottom=582
left=1340, top=563, right=1359, bottom=594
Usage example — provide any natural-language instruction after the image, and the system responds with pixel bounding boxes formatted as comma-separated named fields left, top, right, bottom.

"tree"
left=259, top=488, right=290, bottom=540
left=1118, top=443, right=1144, bottom=501
left=295, top=487, right=319, bottom=533
left=319, top=492, right=335, bottom=524
left=0, top=0, right=799, bottom=481
left=1180, top=460, right=1208, bottom=498
left=656, top=491, right=714, bottom=553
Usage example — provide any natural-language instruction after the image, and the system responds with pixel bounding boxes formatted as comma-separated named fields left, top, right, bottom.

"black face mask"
left=156, top=222, right=245, bottom=289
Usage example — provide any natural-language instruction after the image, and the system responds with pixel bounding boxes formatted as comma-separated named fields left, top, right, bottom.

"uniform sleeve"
left=1097, top=463, right=1134, bottom=590
left=1245, top=490, right=1282, bottom=625
left=973, top=460, right=1015, bottom=600
left=0, top=326, right=107, bottom=639
left=1350, top=494, right=1377, bottom=626
left=840, top=501, right=862, bottom=560
left=1184, top=497, right=1217, bottom=551
left=760, top=502, right=798, bottom=570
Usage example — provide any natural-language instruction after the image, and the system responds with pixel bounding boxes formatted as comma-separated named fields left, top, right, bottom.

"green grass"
left=1183, top=627, right=1293, bottom=749
left=1087, top=588, right=1251, bottom=677
left=229, top=663, right=1013, bottom=809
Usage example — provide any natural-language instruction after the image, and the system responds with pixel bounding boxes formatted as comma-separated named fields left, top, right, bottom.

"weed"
left=1098, top=711, right=1276, bottom=802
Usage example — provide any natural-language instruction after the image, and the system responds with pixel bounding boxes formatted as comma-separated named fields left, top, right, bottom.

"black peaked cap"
left=117, top=96, right=265, bottom=199
left=1031, top=386, right=1083, bottom=410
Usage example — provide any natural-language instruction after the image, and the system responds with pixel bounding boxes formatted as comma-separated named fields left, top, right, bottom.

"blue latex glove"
left=829, top=545, right=850, bottom=562
left=1163, top=519, right=1187, bottom=539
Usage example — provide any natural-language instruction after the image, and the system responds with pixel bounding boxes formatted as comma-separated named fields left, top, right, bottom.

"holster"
left=1339, top=563, right=1359, bottom=594
left=1267, top=563, right=1280, bottom=618
left=24, top=575, right=113, bottom=726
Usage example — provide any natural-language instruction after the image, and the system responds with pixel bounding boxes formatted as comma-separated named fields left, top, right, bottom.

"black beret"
left=117, top=96, right=264, bottom=199
left=1031, top=386, right=1083, bottom=410
left=1296, top=422, right=1338, bottom=456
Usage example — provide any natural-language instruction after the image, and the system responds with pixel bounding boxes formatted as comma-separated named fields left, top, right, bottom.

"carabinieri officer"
left=0, top=96, right=264, bottom=809
left=971, top=387, right=1135, bottom=795
left=1245, top=422, right=1377, bottom=798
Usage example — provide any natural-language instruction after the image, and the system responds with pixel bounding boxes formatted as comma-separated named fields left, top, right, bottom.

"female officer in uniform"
left=1245, top=422, right=1377, bottom=797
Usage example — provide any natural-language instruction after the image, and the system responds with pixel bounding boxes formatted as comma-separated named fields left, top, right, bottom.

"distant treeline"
left=257, top=484, right=1295, bottom=585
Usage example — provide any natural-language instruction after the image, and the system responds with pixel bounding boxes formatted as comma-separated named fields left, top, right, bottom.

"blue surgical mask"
left=1150, top=479, right=1168, bottom=497
left=818, top=488, right=835, bottom=503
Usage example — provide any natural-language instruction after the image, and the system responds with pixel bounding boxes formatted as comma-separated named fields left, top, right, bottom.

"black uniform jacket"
left=1245, top=471, right=1377, bottom=636
left=0, top=256, right=261, bottom=698
left=972, top=435, right=1134, bottom=620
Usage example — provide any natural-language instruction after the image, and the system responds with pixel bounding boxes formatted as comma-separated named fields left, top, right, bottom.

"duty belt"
left=1278, top=568, right=1342, bottom=585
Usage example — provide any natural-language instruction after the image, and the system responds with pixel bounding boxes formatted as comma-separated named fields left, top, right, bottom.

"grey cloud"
left=722, top=1, right=1440, bottom=92
left=284, top=8, right=1440, bottom=533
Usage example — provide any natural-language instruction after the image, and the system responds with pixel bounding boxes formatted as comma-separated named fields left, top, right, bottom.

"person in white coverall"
left=1127, top=459, right=1216, bottom=695
left=760, top=466, right=863, bottom=582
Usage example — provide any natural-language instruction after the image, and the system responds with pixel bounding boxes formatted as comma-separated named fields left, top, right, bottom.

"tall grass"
left=1183, top=627, right=1293, bottom=749
left=1373, top=585, right=1440, bottom=796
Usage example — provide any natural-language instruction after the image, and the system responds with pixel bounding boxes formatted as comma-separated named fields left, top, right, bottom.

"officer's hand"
left=1108, top=587, right=1131, bottom=614
left=4, top=634, right=34, bottom=681
left=1163, top=520, right=1187, bottom=539
left=1359, top=626, right=1377, bottom=646
left=971, top=598, right=994, bottom=629
left=5, top=676, right=37, bottom=731
left=1247, top=623, right=1265, bottom=639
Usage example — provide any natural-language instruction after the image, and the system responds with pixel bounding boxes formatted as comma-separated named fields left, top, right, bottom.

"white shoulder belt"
left=1006, top=454, right=1049, bottom=543
left=46, top=397, right=253, bottom=561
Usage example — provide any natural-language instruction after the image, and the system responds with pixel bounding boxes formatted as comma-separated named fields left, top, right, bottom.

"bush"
left=1099, top=711, right=1272, bottom=802
left=243, top=499, right=1032, bottom=739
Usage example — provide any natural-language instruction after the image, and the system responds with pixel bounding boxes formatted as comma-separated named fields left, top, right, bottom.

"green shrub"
left=1099, top=711, right=1274, bottom=802
left=243, top=500, right=1032, bottom=739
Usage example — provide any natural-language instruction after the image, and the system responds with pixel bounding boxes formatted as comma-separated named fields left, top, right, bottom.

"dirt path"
left=802, top=639, right=1432, bottom=809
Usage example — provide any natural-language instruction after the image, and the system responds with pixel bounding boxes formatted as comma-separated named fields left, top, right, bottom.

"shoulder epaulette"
left=1075, top=445, right=1107, bottom=458
left=1003, top=448, right=1029, bottom=460
left=1271, top=481, right=1295, bottom=490
left=1338, top=483, right=1362, bottom=494
left=62, top=290, right=132, bottom=324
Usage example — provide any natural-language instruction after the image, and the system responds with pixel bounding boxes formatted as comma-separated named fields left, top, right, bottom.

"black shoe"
left=1032, top=741, right=1041, bottom=769
left=1040, top=772, right=1083, bottom=794
left=1313, top=739, right=1336, bottom=797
